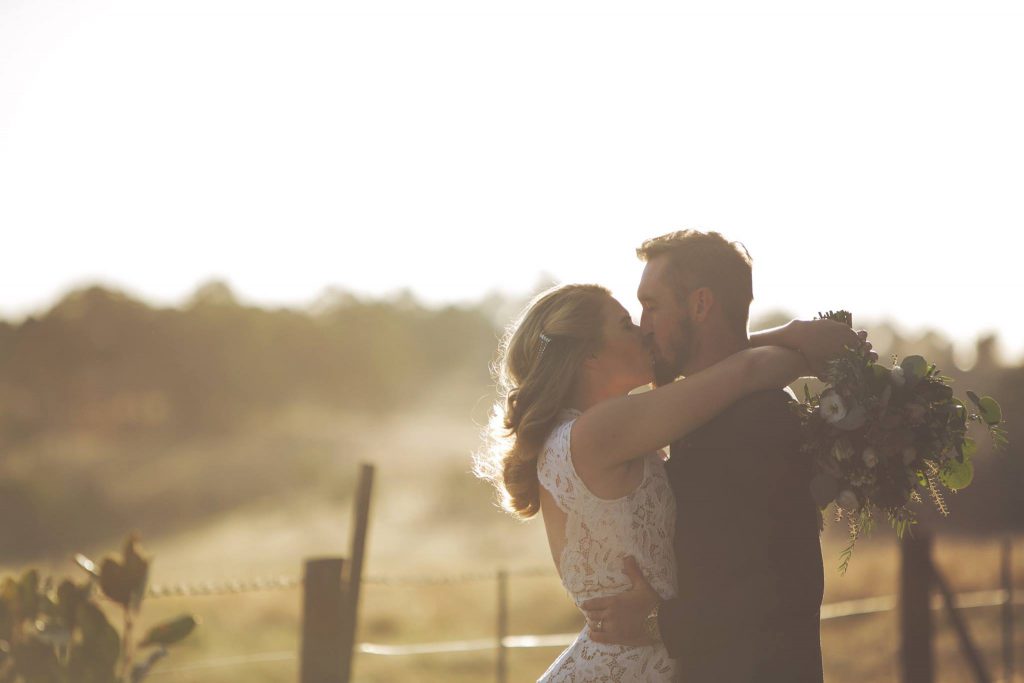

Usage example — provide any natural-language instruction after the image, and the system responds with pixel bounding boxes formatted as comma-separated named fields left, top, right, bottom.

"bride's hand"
left=787, top=319, right=875, bottom=379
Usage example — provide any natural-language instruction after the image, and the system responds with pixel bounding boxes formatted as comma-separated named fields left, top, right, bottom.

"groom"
left=582, top=230, right=830, bottom=682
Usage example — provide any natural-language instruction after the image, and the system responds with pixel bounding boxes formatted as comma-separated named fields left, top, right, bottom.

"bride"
left=475, top=283, right=865, bottom=682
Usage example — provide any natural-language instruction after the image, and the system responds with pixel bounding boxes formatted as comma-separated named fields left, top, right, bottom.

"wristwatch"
left=643, top=601, right=662, bottom=642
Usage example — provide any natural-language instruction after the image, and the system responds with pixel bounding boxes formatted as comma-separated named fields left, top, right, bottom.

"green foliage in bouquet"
left=797, top=311, right=1010, bottom=574
left=0, top=535, right=196, bottom=683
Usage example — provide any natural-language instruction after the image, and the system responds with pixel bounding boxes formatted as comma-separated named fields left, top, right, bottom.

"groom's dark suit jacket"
left=657, top=388, right=824, bottom=683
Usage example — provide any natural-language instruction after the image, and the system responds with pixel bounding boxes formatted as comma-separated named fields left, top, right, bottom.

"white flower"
left=832, top=439, right=855, bottom=461
left=838, top=490, right=860, bottom=511
left=862, top=447, right=878, bottom=468
left=819, top=389, right=848, bottom=425
left=891, top=365, right=906, bottom=387
left=902, top=446, right=917, bottom=465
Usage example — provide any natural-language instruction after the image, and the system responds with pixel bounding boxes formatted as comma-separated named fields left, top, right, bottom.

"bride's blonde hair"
left=474, top=284, right=610, bottom=519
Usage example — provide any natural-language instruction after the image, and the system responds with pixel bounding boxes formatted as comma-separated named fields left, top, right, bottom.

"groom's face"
left=637, top=255, right=697, bottom=386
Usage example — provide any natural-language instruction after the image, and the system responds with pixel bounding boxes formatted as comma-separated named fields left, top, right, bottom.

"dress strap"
left=536, top=416, right=579, bottom=513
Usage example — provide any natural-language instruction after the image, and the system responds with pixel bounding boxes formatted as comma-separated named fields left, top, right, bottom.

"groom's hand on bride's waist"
left=580, top=556, right=660, bottom=646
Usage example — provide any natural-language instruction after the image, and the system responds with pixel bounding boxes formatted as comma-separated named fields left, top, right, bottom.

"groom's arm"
left=583, top=563, right=784, bottom=656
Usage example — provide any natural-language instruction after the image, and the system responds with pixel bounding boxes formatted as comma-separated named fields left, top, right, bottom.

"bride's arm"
left=571, top=346, right=806, bottom=472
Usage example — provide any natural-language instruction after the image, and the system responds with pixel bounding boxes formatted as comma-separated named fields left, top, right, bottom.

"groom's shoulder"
left=728, top=388, right=801, bottom=435
left=733, top=387, right=796, bottom=414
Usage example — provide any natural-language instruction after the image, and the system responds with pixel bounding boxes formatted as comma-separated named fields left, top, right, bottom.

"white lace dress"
left=536, top=408, right=678, bottom=682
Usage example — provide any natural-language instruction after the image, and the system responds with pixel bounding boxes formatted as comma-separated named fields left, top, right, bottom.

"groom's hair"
left=636, top=229, right=753, bottom=337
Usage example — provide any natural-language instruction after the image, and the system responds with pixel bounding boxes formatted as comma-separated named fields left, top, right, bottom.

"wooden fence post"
left=340, top=463, right=375, bottom=683
left=497, top=569, right=508, bottom=683
left=301, top=558, right=346, bottom=683
left=1002, top=536, right=1014, bottom=683
left=932, top=565, right=992, bottom=683
left=901, top=531, right=933, bottom=683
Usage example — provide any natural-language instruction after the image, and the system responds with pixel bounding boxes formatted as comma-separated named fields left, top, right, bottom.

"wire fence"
left=143, top=565, right=1022, bottom=678
left=141, top=566, right=552, bottom=598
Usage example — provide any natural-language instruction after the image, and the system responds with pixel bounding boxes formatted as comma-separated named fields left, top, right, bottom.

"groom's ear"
left=691, top=287, right=714, bottom=322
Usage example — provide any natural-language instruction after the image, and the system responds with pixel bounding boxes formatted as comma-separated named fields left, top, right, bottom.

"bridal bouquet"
left=796, top=311, right=1009, bottom=573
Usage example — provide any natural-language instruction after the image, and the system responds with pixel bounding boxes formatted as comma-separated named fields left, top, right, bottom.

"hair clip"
left=538, top=332, right=552, bottom=361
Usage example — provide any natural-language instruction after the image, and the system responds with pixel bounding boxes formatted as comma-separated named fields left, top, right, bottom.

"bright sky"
left=2, top=0, right=1022, bottom=361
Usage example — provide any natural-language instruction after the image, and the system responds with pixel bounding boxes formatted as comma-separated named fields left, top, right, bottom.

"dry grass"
left=3, top=406, right=1021, bottom=682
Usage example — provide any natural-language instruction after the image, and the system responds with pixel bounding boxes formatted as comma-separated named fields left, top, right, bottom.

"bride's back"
left=536, top=409, right=677, bottom=607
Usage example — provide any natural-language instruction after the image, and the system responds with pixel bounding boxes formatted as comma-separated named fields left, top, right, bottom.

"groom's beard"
left=651, top=316, right=696, bottom=387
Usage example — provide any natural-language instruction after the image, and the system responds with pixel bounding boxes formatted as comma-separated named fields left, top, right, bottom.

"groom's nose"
left=639, top=310, right=653, bottom=336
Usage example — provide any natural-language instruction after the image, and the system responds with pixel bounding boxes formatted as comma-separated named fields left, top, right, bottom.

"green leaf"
left=901, top=355, right=928, bottom=380
left=962, top=437, right=978, bottom=460
left=978, top=396, right=1002, bottom=426
left=966, top=390, right=981, bottom=408
left=138, top=615, right=197, bottom=648
left=940, top=457, right=974, bottom=490
left=98, top=536, right=149, bottom=611
left=99, top=559, right=131, bottom=607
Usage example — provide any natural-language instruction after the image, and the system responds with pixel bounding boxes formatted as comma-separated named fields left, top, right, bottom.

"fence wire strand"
left=143, top=566, right=554, bottom=597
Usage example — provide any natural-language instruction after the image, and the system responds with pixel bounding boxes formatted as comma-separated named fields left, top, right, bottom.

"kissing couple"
left=476, top=229, right=876, bottom=682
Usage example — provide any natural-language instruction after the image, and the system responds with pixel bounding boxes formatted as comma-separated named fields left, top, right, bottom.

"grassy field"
left=3, top=406, right=1022, bottom=682
left=127, top=533, right=1024, bottom=683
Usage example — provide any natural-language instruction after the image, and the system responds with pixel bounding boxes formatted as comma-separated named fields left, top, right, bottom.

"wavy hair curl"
left=474, top=284, right=610, bottom=519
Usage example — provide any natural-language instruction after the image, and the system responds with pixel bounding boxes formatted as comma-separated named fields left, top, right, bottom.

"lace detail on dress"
left=535, top=409, right=678, bottom=682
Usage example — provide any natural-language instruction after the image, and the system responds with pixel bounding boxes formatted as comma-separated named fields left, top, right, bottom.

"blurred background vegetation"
left=0, top=282, right=1020, bottom=682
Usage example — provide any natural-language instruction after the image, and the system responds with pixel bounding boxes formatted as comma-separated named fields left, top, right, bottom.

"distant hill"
left=0, top=283, right=504, bottom=441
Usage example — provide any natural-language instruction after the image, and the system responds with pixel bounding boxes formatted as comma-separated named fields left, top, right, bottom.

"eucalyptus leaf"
left=940, top=457, right=974, bottom=490
left=978, top=396, right=1002, bottom=425
left=901, top=355, right=928, bottom=380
